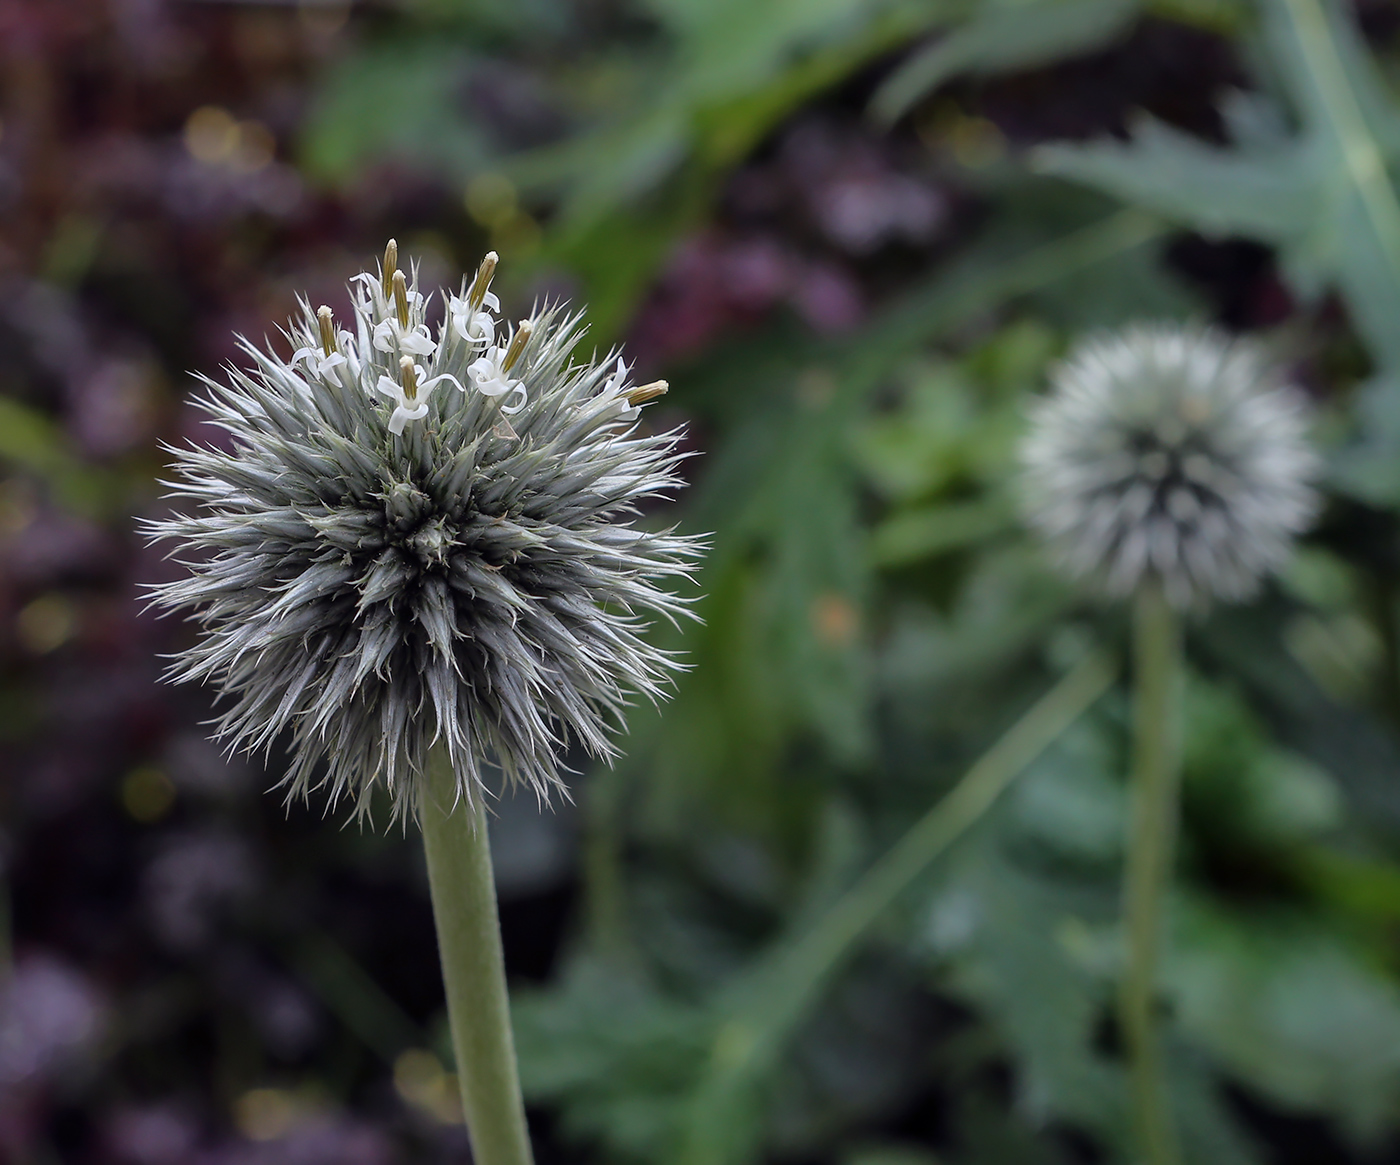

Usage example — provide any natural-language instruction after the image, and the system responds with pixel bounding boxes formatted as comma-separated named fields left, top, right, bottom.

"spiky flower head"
left=148, top=243, right=701, bottom=820
left=1019, top=323, right=1319, bottom=607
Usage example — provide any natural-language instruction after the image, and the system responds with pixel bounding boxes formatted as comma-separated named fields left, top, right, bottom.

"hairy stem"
left=421, top=749, right=535, bottom=1165
left=1120, top=584, right=1184, bottom=1165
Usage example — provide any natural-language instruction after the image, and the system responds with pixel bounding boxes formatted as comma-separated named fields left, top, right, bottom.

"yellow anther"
left=316, top=305, right=336, bottom=357
left=625, top=380, right=668, bottom=406
left=501, top=319, right=532, bottom=373
left=392, top=269, right=410, bottom=328
left=400, top=355, right=418, bottom=402
left=467, top=251, right=498, bottom=310
left=382, top=238, right=398, bottom=297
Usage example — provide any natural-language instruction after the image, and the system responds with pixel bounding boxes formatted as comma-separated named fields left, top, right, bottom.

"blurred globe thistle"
left=1020, top=323, right=1319, bottom=607
left=148, top=244, right=700, bottom=819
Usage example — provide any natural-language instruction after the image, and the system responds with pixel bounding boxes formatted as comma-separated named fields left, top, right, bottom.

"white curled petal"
left=468, top=356, right=513, bottom=398
left=422, top=373, right=467, bottom=396
left=399, top=328, right=437, bottom=357
left=374, top=375, right=403, bottom=403
left=604, top=357, right=627, bottom=392
left=451, top=303, right=495, bottom=348
left=388, top=399, right=429, bottom=435
left=468, top=315, right=495, bottom=345
left=500, top=382, right=528, bottom=414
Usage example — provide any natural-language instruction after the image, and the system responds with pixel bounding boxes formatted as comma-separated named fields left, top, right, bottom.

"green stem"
left=679, top=650, right=1118, bottom=1165
left=1277, top=0, right=1400, bottom=298
left=421, top=749, right=535, bottom=1165
left=1120, top=584, right=1184, bottom=1165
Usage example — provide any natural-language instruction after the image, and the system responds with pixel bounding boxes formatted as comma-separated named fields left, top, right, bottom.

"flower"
left=467, top=325, right=530, bottom=414
left=449, top=251, right=500, bottom=349
left=291, top=306, right=353, bottom=379
left=1019, top=323, right=1319, bottom=607
left=147, top=244, right=701, bottom=819
left=375, top=356, right=465, bottom=435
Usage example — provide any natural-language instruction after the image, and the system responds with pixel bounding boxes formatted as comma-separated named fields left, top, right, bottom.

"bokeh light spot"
left=465, top=173, right=518, bottom=229
left=229, top=121, right=276, bottom=174
left=491, top=211, right=542, bottom=259
left=811, top=592, right=858, bottom=648
left=122, top=767, right=176, bottom=824
left=393, top=1048, right=463, bottom=1124
left=185, top=106, right=240, bottom=165
left=234, top=1088, right=309, bottom=1141
left=16, top=595, right=77, bottom=654
left=298, top=0, right=351, bottom=38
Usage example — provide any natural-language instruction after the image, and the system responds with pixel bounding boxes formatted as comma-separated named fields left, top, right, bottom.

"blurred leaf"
left=1182, top=677, right=1344, bottom=849
left=1034, top=0, right=1400, bottom=498
left=927, top=759, right=1123, bottom=1134
left=871, top=0, right=1143, bottom=124
left=515, top=958, right=714, bottom=1162
left=1173, top=895, right=1400, bottom=1139
left=870, top=498, right=1014, bottom=568
left=0, top=397, right=118, bottom=518
left=844, top=1145, right=943, bottom=1165
left=675, top=653, right=1116, bottom=1165
left=1194, top=596, right=1400, bottom=843
left=300, top=40, right=489, bottom=183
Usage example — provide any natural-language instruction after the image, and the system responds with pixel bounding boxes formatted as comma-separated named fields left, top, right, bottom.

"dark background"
left=5, top=1, right=1400, bottom=1163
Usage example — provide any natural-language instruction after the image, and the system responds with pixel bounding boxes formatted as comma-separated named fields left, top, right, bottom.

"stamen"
left=625, top=380, right=668, bottom=406
left=316, top=305, right=336, bottom=357
left=382, top=238, right=398, bottom=298
left=400, top=355, right=418, bottom=402
left=501, top=319, right=532, bottom=373
left=392, top=269, right=410, bottom=328
left=467, top=251, right=498, bottom=310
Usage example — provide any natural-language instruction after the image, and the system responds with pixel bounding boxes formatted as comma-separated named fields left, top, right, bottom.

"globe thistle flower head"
left=1019, top=323, right=1319, bottom=607
left=147, top=244, right=702, bottom=821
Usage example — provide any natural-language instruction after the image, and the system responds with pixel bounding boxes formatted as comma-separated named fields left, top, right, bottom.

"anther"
left=501, top=319, right=532, bottom=373
left=400, top=355, right=418, bottom=402
left=382, top=238, right=398, bottom=297
left=316, top=305, right=336, bottom=357
left=625, top=380, right=668, bottom=406
left=392, top=269, right=410, bottom=328
left=467, top=251, right=498, bottom=310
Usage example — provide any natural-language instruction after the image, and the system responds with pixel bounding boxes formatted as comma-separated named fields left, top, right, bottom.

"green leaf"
left=871, top=0, right=1143, bottom=124
left=0, top=397, right=118, bottom=518
left=514, top=958, right=714, bottom=1163
left=870, top=498, right=1014, bottom=568
left=1173, top=896, right=1400, bottom=1138
left=299, top=40, right=489, bottom=184
left=1033, top=0, right=1400, bottom=495
left=1032, top=109, right=1319, bottom=245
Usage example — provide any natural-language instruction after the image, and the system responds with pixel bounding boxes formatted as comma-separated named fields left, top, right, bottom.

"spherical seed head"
left=147, top=250, right=702, bottom=821
left=1019, top=323, right=1319, bottom=607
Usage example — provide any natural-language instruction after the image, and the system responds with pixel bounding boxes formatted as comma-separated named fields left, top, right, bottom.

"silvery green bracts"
left=1020, top=324, right=1319, bottom=607
left=147, top=247, right=701, bottom=819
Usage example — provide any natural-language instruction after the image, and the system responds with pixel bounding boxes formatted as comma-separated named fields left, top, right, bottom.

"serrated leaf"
left=1033, top=0, right=1400, bottom=495
left=871, top=0, right=1142, bottom=124
left=1172, top=896, right=1400, bottom=1139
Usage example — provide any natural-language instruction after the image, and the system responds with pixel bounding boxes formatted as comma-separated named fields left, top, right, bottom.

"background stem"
left=1121, top=584, right=1184, bottom=1165
left=420, top=749, right=535, bottom=1165
left=679, top=650, right=1118, bottom=1165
